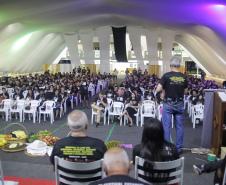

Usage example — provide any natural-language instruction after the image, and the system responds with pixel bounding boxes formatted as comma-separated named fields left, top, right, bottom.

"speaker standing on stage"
left=155, top=55, right=188, bottom=153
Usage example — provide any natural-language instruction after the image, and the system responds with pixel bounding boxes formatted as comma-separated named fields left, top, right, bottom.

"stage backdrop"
left=112, top=26, right=128, bottom=62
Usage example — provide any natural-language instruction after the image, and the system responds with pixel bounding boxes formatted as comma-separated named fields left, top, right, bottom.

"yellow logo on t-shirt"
left=169, top=76, right=185, bottom=84
left=61, top=146, right=96, bottom=156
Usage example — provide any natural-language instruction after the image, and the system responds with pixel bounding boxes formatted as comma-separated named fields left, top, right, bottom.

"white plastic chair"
left=0, top=99, right=13, bottom=121
left=91, top=106, right=99, bottom=125
left=140, top=100, right=156, bottom=126
left=91, top=106, right=106, bottom=125
left=188, top=100, right=194, bottom=117
left=23, top=100, right=40, bottom=123
left=0, top=86, right=4, bottom=93
left=71, top=94, right=78, bottom=109
left=39, top=100, right=55, bottom=124
left=54, top=157, right=103, bottom=185
left=157, top=103, right=163, bottom=121
left=9, top=99, right=25, bottom=122
left=135, top=156, right=184, bottom=185
left=187, top=100, right=192, bottom=114
left=91, top=99, right=113, bottom=125
left=192, top=104, right=204, bottom=129
left=63, top=97, right=69, bottom=115
left=107, top=98, right=113, bottom=107
left=108, top=101, right=124, bottom=126
left=88, top=83, right=96, bottom=97
left=184, top=95, right=190, bottom=110
left=0, top=160, right=19, bottom=185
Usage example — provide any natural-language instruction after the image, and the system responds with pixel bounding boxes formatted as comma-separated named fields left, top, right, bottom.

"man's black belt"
left=165, top=97, right=183, bottom=102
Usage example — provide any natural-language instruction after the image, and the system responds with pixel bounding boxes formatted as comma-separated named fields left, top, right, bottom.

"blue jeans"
left=162, top=101, right=185, bottom=151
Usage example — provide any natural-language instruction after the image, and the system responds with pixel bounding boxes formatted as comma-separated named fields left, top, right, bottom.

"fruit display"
left=0, top=138, right=7, bottom=147
left=2, top=142, right=26, bottom=152
left=27, top=133, right=39, bottom=143
left=0, top=134, right=5, bottom=138
left=11, top=130, right=27, bottom=139
left=27, top=130, right=59, bottom=146
left=38, top=130, right=52, bottom=137
left=4, top=130, right=27, bottom=141
left=39, top=135, right=59, bottom=146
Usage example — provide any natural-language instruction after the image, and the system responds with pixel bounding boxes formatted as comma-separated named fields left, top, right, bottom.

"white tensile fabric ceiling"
left=0, top=0, right=226, bottom=76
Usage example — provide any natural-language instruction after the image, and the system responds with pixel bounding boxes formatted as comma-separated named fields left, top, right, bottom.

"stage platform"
left=0, top=107, right=214, bottom=185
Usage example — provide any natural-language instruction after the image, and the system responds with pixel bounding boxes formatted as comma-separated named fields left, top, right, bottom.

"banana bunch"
left=11, top=130, right=27, bottom=139
left=0, top=138, right=7, bottom=147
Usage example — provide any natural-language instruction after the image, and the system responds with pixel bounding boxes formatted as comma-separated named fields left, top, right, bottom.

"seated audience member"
left=50, top=110, right=107, bottom=164
left=106, top=86, right=114, bottom=99
left=189, top=89, right=198, bottom=105
left=193, top=155, right=226, bottom=185
left=144, top=87, right=155, bottom=100
left=121, top=92, right=140, bottom=127
left=114, top=87, right=126, bottom=103
left=89, top=147, right=150, bottom=185
left=133, top=118, right=179, bottom=163
left=1, top=88, right=9, bottom=99
left=53, top=90, right=63, bottom=118
left=91, top=92, right=107, bottom=127
left=193, top=93, right=204, bottom=105
left=13, top=88, right=22, bottom=100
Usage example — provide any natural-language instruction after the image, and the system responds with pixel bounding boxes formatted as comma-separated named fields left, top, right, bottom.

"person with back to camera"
left=133, top=118, right=179, bottom=184
left=133, top=118, right=179, bottom=163
left=50, top=110, right=107, bottom=164
left=89, top=147, right=150, bottom=185
left=155, top=55, right=188, bottom=154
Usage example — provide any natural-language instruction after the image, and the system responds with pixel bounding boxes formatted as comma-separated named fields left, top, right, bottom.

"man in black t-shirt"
left=89, top=148, right=150, bottom=185
left=155, top=56, right=187, bottom=153
left=50, top=110, right=107, bottom=164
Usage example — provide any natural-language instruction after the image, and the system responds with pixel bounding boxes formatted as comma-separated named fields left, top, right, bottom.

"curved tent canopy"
left=0, top=0, right=226, bottom=76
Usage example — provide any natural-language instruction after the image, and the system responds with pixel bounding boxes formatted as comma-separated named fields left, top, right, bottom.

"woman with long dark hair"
left=133, top=118, right=179, bottom=162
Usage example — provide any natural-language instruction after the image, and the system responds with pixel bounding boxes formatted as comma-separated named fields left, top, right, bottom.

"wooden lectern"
left=212, top=91, right=226, bottom=155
